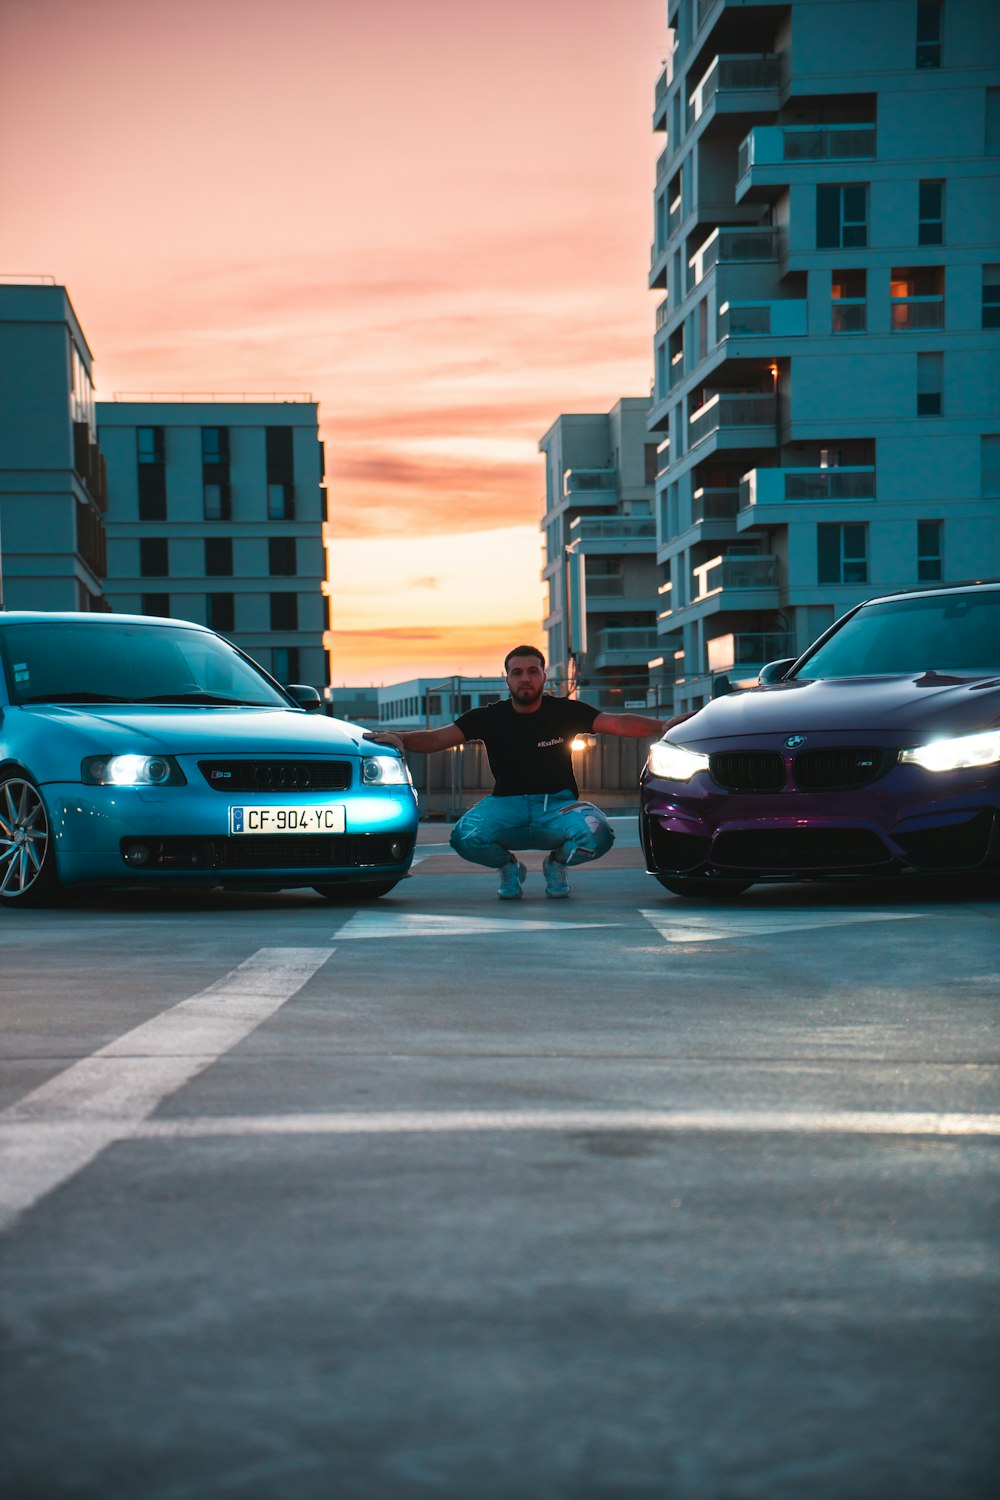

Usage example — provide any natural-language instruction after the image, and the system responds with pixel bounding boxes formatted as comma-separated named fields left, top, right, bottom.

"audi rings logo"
left=253, top=764, right=311, bottom=790
left=784, top=734, right=807, bottom=750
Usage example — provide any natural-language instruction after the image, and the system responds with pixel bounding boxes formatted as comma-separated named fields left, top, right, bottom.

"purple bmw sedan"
left=640, top=581, right=1000, bottom=896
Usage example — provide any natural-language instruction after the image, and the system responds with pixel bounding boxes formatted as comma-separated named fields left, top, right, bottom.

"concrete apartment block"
left=540, top=398, right=660, bottom=709
left=97, top=399, right=330, bottom=690
left=651, top=0, right=1000, bottom=712
left=0, top=281, right=108, bottom=610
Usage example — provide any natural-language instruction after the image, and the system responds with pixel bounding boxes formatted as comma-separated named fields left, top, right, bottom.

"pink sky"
left=0, top=0, right=665, bottom=683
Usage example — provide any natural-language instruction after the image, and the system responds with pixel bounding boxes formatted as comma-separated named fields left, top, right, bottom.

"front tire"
left=655, top=873, right=752, bottom=898
left=0, top=773, right=62, bottom=908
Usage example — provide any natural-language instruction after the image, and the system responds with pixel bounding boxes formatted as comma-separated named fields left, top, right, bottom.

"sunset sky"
left=0, top=0, right=665, bottom=683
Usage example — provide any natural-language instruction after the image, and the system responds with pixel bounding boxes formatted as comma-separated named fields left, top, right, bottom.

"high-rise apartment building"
left=97, top=399, right=330, bottom=688
left=0, top=280, right=108, bottom=610
left=540, top=398, right=660, bottom=707
left=650, top=0, right=1000, bottom=713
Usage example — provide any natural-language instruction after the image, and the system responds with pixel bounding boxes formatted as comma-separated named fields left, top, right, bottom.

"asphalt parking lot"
left=1, top=818, right=998, bottom=1499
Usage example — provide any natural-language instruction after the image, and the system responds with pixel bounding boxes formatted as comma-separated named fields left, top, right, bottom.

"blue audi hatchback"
left=0, top=612, right=418, bottom=907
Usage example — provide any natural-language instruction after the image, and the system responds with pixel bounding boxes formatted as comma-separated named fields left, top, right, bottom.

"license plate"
left=230, top=805, right=346, bottom=834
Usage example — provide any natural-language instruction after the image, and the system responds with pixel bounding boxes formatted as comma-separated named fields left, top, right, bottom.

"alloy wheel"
left=0, top=776, right=52, bottom=901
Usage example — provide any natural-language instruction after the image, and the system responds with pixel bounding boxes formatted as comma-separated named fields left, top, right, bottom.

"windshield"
left=794, top=590, right=1000, bottom=680
left=0, top=620, right=291, bottom=708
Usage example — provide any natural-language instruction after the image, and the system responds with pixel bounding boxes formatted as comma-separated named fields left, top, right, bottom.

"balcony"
left=652, top=67, right=670, bottom=130
left=564, top=468, right=618, bottom=505
left=890, top=297, right=944, bottom=331
left=687, top=54, right=781, bottom=130
left=688, top=225, right=779, bottom=293
left=736, top=124, right=876, bottom=200
left=718, top=299, right=807, bottom=340
left=592, top=628, right=660, bottom=669
left=739, top=466, right=876, bottom=511
left=689, top=392, right=777, bottom=449
left=706, top=631, right=794, bottom=675
left=569, top=516, right=657, bottom=554
left=693, top=553, right=779, bottom=602
left=692, top=487, right=740, bottom=523
left=73, top=422, right=108, bottom=512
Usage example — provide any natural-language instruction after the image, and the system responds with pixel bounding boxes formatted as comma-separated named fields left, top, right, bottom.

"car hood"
left=8, top=704, right=370, bottom=755
left=670, top=673, right=1000, bottom=746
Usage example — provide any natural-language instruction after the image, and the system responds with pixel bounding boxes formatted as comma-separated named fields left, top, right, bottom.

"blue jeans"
left=450, top=792, right=615, bottom=870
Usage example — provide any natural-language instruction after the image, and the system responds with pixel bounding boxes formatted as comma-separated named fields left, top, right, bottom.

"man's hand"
left=364, top=729, right=404, bottom=751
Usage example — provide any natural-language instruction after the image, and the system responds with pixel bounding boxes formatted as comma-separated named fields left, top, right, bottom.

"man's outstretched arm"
left=364, top=723, right=466, bottom=754
left=592, top=711, right=694, bottom=739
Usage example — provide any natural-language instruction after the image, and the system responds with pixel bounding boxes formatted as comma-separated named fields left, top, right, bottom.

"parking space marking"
left=0, top=946, right=332, bottom=1234
left=333, top=911, right=619, bottom=939
left=641, top=908, right=925, bottom=944
left=133, top=1107, right=1000, bottom=1140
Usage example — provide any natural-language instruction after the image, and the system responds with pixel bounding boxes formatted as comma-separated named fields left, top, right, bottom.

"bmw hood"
left=9, top=704, right=371, bottom=756
left=670, top=674, right=1000, bottom=746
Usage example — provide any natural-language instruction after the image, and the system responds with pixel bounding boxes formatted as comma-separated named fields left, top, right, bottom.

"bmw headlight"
left=82, top=754, right=185, bottom=786
left=647, top=741, right=711, bottom=782
left=361, top=755, right=413, bottom=786
left=899, top=729, right=1000, bottom=773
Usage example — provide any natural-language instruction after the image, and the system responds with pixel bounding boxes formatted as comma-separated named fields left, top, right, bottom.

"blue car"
left=0, top=612, right=418, bottom=908
left=641, top=581, right=1000, bottom=896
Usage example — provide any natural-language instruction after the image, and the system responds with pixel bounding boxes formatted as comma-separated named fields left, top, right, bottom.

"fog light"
left=123, top=841, right=151, bottom=866
left=389, top=840, right=406, bottom=860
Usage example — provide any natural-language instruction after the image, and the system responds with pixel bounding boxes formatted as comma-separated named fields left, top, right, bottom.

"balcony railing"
left=688, top=225, right=779, bottom=291
left=706, top=631, right=794, bottom=673
left=692, top=487, right=740, bottom=523
left=565, top=468, right=618, bottom=496
left=718, top=299, right=807, bottom=339
left=656, top=297, right=671, bottom=331
left=687, top=54, right=781, bottom=127
left=593, top=628, right=660, bottom=662
left=689, top=392, right=777, bottom=447
left=570, top=517, right=657, bottom=544
left=585, top=574, right=626, bottom=597
left=694, top=554, right=778, bottom=598
left=740, top=466, right=876, bottom=508
left=890, top=298, right=944, bottom=331
left=738, top=123, right=876, bottom=179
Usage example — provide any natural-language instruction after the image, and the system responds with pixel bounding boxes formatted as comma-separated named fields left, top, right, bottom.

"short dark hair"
left=504, top=645, right=545, bottom=672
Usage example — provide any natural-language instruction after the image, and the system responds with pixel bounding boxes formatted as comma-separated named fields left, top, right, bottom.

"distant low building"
left=377, top=676, right=506, bottom=728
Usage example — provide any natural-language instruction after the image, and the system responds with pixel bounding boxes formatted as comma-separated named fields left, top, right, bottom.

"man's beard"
left=512, top=683, right=543, bottom=706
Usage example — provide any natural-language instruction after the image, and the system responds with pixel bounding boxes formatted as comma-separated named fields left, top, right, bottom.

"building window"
left=139, top=538, right=168, bottom=577
left=202, top=427, right=229, bottom=466
left=272, top=646, right=299, bottom=681
left=201, top=426, right=231, bottom=521
left=831, top=269, right=867, bottom=333
left=983, top=266, right=1000, bottom=329
left=268, top=537, right=297, bottom=576
left=266, top=427, right=295, bottom=519
left=203, top=483, right=231, bottom=521
left=270, top=592, right=298, bottom=631
left=818, top=522, right=867, bottom=585
left=916, top=0, right=942, bottom=68
left=140, top=593, right=170, bottom=617
left=205, top=537, right=234, bottom=575
left=917, top=352, right=943, bottom=415
left=917, top=520, right=943, bottom=581
left=136, top=426, right=166, bottom=521
left=267, top=483, right=294, bottom=520
left=918, top=180, right=944, bottom=244
left=207, top=593, right=235, bottom=634
left=891, top=267, right=944, bottom=330
left=981, top=436, right=1000, bottom=498
left=817, top=184, right=868, bottom=249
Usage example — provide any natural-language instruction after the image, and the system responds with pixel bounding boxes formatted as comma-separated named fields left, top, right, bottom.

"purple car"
left=640, top=581, right=1000, bottom=896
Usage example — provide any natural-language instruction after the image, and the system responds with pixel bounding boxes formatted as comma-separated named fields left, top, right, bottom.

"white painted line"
left=131, top=1108, right=1000, bottom=1140
left=333, top=910, right=618, bottom=939
left=409, top=843, right=454, bottom=866
left=640, top=908, right=925, bottom=944
left=0, top=947, right=332, bottom=1234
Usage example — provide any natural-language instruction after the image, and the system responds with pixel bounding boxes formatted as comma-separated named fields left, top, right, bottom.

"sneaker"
left=498, top=858, right=527, bottom=900
left=542, top=854, right=570, bottom=899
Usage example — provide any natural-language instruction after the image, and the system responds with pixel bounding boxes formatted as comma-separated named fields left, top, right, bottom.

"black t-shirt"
left=454, top=695, right=600, bottom=798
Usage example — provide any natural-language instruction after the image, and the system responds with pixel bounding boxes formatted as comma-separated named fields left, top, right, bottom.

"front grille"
left=709, top=751, right=785, bottom=792
left=712, top=827, right=891, bottom=871
left=121, top=832, right=414, bottom=872
left=792, top=747, right=893, bottom=791
left=199, top=759, right=352, bottom=792
left=897, top=811, right=995, bottom=870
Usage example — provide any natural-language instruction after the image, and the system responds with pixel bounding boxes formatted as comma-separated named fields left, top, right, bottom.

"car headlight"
left=647, top=741, right=711, bottom=782
left=82, top=754, right=185, bottom=786
left=361, top=755, right=413, bottom=786
left=899, top=729, right=1000, bottom=773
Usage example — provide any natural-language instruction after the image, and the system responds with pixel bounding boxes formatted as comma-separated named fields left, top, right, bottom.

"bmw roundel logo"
left=784, top=734, right=806, bottom=750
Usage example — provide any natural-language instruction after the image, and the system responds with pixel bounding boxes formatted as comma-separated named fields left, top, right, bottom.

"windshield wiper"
left=19, top=692, right=134, bottom=704
left=134, top=692, right=275, bottom=707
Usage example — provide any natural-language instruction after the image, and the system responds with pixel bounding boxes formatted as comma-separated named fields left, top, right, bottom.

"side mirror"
left=286, top=683, right=323, bottom=713
left=758, top=658, right=796, bottom=686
